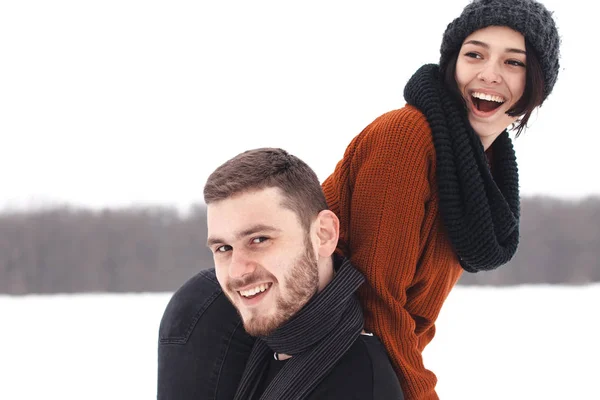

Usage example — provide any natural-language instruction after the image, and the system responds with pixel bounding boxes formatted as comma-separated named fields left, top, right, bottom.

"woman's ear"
left=314, top=210, right=340, bottom=258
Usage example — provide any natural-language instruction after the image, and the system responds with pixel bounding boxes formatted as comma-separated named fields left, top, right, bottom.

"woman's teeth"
left=472, top=91, right=505, bottom=103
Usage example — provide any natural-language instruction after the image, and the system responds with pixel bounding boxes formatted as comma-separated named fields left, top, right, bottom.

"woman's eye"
left=507, top=59, right=526, bottom=67
left=465, top=52, right=481, bottom=59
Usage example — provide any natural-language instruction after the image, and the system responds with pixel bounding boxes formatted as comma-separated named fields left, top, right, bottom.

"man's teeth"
left=240, top=283, right=270, bottom=297
left=472, top=92, right=505, bottom=103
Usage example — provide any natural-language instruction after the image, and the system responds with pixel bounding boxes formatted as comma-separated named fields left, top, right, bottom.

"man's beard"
left=227, top=236, right=319, bottom=337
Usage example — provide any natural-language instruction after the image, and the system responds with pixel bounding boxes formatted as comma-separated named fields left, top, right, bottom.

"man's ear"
left=314, top=210, right=339, bottom=258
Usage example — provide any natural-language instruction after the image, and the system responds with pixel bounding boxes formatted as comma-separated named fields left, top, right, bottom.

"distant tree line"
left=1, top=197, right=599, bottom=295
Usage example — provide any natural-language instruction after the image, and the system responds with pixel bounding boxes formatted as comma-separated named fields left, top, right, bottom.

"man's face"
left=207, top=187, right=318, bottom=336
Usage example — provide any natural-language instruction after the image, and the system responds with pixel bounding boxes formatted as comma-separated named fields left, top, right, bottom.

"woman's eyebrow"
left=463, top=39, right=526, bottom=55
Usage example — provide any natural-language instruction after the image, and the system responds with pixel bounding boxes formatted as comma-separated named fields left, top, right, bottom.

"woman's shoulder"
left=374, top=104, right=429, bottom=127
left=352, top=104, right=435, bottom=162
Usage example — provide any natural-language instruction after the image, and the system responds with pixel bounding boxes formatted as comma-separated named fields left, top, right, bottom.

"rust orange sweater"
left=322, top=105, right=464, bottom=400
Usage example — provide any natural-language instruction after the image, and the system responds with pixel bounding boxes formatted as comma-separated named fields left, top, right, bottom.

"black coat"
left=157, top=268, right=404, bottom=400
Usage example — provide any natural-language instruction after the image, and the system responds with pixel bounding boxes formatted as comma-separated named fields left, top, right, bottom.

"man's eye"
left=252, top=237, right=268, bottom=244
left=216, top=245, right=232, bottom=253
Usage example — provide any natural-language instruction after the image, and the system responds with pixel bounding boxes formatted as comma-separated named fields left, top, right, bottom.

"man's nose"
left=229, top=249, right=256, bottom=279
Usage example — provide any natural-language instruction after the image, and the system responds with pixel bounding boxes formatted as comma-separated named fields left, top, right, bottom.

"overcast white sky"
left=0, top=0, right=595, bottom=212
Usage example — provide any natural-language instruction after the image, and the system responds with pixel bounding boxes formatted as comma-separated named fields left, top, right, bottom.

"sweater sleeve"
left=323, top=107, right=460, bottom=400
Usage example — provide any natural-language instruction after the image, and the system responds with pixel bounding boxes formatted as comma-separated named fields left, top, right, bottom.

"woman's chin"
left=468, top=117, right=508, bottom=149
left=469, top=111, right=516, bottom=134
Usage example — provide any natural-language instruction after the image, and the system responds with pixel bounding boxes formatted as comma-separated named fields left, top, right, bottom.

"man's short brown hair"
left=203, top=148, right=328, bottom=232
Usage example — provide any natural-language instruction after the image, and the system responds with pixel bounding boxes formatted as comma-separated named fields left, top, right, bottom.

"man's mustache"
left=227, top=270, right=276, bottom=292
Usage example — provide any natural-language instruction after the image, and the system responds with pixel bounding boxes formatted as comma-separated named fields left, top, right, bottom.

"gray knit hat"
left=440, top=0, right=560, bottom=101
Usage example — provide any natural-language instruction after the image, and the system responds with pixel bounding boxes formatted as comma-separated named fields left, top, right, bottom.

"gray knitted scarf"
left=404, top=64, right=520, bottom=272
left=233, top=257, right=365, bottom=400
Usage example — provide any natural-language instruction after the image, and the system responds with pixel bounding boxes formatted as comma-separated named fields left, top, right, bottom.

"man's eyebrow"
left=463, top=39, right=526, bottom=55
left=206, top=224, right=281, bottom=247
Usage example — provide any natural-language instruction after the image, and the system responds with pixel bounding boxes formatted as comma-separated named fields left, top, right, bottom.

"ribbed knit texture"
left=322, top=65, right=520, bottom=399
left=323, top=107, right=463, bottom=399
left=233, top=258, right=365, bottom=400
left=404, top=64, right=520, bottom=272
left=439, top=0, right=561, bottom=101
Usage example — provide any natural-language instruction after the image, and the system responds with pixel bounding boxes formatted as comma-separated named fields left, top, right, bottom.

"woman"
left=157, top=0, right=561, bottom=399
left=321, top=0, right=560, bottom=398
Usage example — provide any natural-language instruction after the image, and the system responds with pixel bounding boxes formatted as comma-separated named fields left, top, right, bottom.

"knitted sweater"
left=322, top=104, right=463, bottom=400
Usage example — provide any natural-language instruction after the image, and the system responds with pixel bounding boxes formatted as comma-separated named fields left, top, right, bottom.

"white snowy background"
left=1, top=0, right=598, bottom=398
left=2, top=285, right=598, bottom=399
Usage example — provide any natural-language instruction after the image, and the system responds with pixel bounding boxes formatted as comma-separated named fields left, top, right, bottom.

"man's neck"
left=275, top=256, right=340, bottom=361
left=274, top=352, right=292, bottom=361
left=275, top=329, right=369, bottom=361
left=316, top=256, right=335, bottom=292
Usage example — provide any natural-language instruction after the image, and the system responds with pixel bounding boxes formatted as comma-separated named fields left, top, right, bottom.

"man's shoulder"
left=309, top=334, right=404, bottom=399
left=158, top=268, right=223, bottom=345
left=354, top=334, right=404, bottom=399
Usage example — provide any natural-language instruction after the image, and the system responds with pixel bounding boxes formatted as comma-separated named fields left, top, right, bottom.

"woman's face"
left=455, top=26, right=527, bottom=149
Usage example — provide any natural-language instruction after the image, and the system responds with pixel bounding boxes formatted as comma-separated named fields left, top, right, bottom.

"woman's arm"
left=323, top=106, right=461, bottom=400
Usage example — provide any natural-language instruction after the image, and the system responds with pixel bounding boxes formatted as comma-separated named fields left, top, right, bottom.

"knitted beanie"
left=439, top=0, right=560, bottom=101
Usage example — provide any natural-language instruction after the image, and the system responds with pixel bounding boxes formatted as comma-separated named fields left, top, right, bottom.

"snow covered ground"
left=2, top=284, right=598, bottom=399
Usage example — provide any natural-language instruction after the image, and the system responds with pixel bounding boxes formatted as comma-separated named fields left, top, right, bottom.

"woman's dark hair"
left=442, top=40, right=545, bottom=137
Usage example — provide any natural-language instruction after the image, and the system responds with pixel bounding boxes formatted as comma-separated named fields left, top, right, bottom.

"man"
left=158, top=148, right=403, bottom=399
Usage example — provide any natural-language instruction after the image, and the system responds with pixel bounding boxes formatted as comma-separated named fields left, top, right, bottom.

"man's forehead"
left=207, top=189, right=287, bottom=221
left=210, top=187, right=284, bottom=208
left=206, top=190, right=297, bottom=240
left=206, top=221, right=283, bottom=246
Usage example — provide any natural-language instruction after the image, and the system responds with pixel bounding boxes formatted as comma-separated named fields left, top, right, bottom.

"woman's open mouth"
left=471, top=91, right=505, bottom=113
